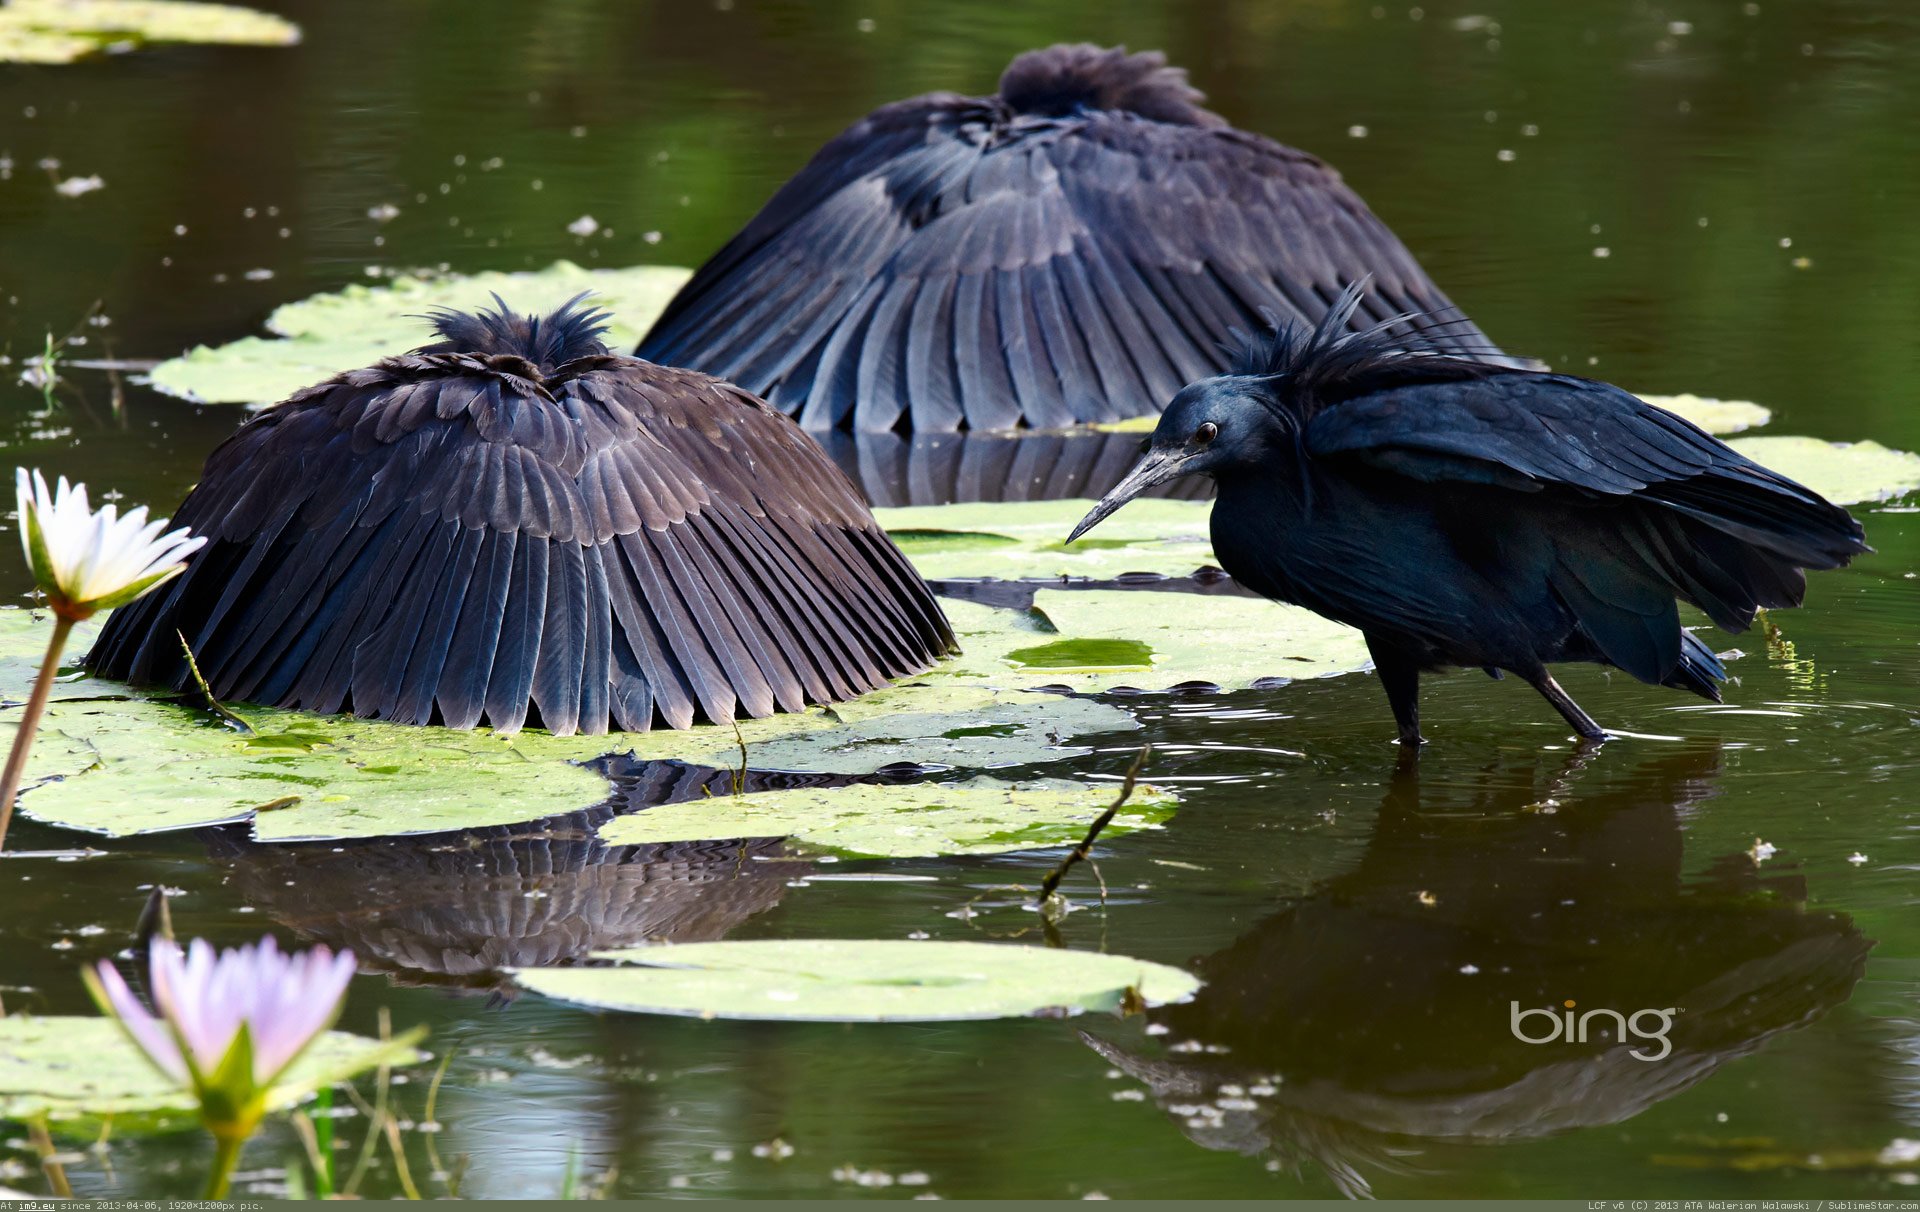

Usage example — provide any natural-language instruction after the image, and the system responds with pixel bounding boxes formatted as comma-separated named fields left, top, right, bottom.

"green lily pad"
left=876, top=498, right=1215, bottom=581
left=595, top=776, right=1174, bottom=859
left=512, top=939, right=1200, bottom=1022
left=0, top=1017, right=421, bottom=1131
left=1006, top=637, right=1156, bottom=671
left=10, top=687, right=1136, bottom=842
left=147, top=262, right=692, bottom=406
left=937, top=592, right=1369, bottom=693
left=2, top=608, right=1138, bottom=841
left=884, top=528, right=1022, bottom=556
left=1650, top=1142, right=1920, bottom=1174
left=1726, top=436, right=1920, bottom=505
left=688, top=683, right=1137, bottom=775
left=9, top=701, right=618, bottom=840
left=0, top=610, right=121, bottom=706
left=0, top=0, right=298, bottom=63
left=1640, top=394, right=1771, bottom=435
left=1093, top=393, right=1771, bottom=437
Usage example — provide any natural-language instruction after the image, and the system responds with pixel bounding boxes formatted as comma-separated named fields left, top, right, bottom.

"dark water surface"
left=3, top=0, right=1919, bottom=1199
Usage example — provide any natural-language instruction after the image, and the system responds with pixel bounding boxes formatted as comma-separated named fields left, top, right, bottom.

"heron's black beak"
left=1067, top=447, right=1193, bottom=544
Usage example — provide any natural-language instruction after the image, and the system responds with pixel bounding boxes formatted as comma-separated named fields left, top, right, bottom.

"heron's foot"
left=1526, top=671, right=1610, bottom=746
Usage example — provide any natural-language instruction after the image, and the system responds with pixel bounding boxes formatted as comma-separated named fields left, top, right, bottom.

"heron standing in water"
left=1069, top=286, right=1867, bottom=744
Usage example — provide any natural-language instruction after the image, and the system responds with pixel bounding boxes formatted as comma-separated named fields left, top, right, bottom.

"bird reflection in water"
left=205, top=759, right=866, bottom=996
left=1082, top=746, right=1871, bottom=1197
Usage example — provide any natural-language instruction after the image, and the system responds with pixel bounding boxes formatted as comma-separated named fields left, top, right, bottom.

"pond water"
left=3, top=0, right=1920, bottom=1199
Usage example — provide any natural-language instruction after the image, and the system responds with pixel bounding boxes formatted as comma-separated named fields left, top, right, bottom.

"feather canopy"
left=639, top=42, right=1517, bottom=433
left=89, top=297, right=955, bottom=734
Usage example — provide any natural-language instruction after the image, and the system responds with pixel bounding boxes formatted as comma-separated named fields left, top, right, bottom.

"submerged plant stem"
left=342, top=1007, right=399, bottom=1199
left=0, top=612, right=75, bottom=851
left=290, top=1110, right=330, bottom=1199
left=1036, top=744, right=1152, bottom=905
left=421, top=1050, right=453, bottom=1196
left=383, top=1111, right=421, bottom=1200
left=177, top=629, right=252, bottom=732
left=205, top=1131, right=245, bottom=1201
left=28, top=1114, right=72, bottom=1199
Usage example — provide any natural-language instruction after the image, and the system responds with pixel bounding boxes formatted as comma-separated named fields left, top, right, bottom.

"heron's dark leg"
left=1365, top=635, right=1425, bottom=747
left=1524, top=669, right=1609, bottom=743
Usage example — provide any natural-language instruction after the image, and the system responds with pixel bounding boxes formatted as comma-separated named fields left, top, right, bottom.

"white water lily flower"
left=0, top=470, right=208, bottom=853
left=15, top=467, right=205, bottom=619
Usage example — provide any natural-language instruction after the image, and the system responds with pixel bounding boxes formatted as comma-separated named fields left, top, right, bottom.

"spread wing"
left=89, top=352, right=954, bottom=735
left=1304, top=375, right=1850, bottom=538
left=1303, top=372, right=1867, bottom=633
left=639, top=99, right=1511, bottom=433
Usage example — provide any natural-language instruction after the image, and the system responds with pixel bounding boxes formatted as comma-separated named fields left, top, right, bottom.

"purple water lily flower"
left=87, top=937, right=357, bottom=1090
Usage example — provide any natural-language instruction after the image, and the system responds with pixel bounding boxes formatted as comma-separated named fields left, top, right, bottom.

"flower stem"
left=28, top=1114, right=73, bottom=1199
left=0, top=613, right=75, bottom=853
left=205, top=1130, right=246, bottom=1201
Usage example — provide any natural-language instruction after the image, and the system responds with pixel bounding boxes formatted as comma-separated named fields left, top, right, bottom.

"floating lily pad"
left=147, top=262, right=692, bottom=406
left=1641, top=394, right=1771, bottom=434
left=596, top=776, right=1174, bottom=859
left=0, top=610, right=119, bottom=706
left=9, top=701, right=618, bottom=840
left=1093, top=393, right=1771, bottom=437
left=696, top=683, right=1137, bottom=775
left=2, top=608, right=1137, bottom=841
left=1650, top=1142, right=1920, bottom=1174
left=884, top=528, right=1022, bottom=556
left=876, top=498, right=1215, bottom=581
left=512, top=939, right=1201, bottom=1022
left=10, top=687, right=1135, bottom=841
left=1006, top=638, right=1156, bottom=671
left=1726, top=436, right=1920, bottom=505
left=0, top=0, right=298, bottom=63
left=0, top=1017, right=420, bottom=1131
left=938, top=592, right=1369, bottom=693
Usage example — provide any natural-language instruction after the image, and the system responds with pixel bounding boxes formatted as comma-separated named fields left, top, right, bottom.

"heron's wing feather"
left=1311, top=375, right=1771, bottom=493
left=88, top=357, right=953, bottom=734
left=1305, top=374, right=1866, bottom=572
left=639, top=104, right=1508, bottom=431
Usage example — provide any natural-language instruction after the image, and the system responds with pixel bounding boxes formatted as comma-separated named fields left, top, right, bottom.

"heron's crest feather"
left=998, top=43, right=1224, bottom=127
left=419, top=292, right=614, bottom=373
left=1228, top=280, right=1504, bottom=419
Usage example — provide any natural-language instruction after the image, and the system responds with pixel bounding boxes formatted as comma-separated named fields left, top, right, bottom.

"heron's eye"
left=1194, top=421, right=1219, bottom=445
left=1137, top=437, right=1151, bottom=456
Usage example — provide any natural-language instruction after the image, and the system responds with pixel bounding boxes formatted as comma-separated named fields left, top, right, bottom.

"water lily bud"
left=83, top=937, right=357, bottom=1139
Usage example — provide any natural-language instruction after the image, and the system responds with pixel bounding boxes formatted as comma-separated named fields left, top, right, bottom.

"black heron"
left=1068, top=286, right=1869, bottom=744
left=638, top=42, right=1515, bottom=433
left=88, top=298, right=955, bottom=735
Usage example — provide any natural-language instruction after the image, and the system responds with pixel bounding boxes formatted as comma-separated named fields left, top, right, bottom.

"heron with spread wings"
left=639, top=43, right=1516, bottom=433
left=1069, top=286, right=1868, bottom=744
left=88, top=298, right=955, bottom=735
